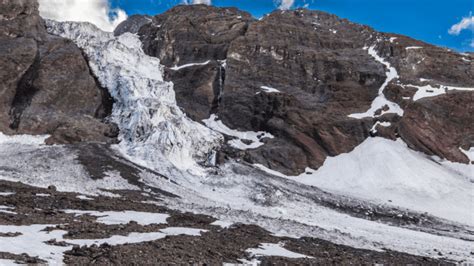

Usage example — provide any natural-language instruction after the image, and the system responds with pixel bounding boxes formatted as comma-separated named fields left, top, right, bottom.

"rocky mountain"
left=132, top=5, right=474, bottom=175
left=0, top=0, right=473, bottom=264
left=0, top=0, right=116, bottom=144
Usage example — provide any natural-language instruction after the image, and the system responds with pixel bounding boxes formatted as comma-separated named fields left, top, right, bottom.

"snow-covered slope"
left=45, top=20, right=223, bottom=175
left=257, top=137, right=474, bottom=226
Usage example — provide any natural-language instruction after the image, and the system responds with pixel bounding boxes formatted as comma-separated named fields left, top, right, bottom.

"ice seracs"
left=45, top=20, right=223, bottom=175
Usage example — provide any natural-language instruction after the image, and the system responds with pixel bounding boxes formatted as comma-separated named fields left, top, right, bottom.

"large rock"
left=114, top=14, right=152, bottom=36
left=139, top=5, right=254, bottom=121
left=399, top=92, right=474, bottom=163
left=0, top=0, right=116, bottom=144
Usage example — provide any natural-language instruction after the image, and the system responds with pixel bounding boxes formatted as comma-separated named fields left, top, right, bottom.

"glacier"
left=45, top=20, right=223, bottom=176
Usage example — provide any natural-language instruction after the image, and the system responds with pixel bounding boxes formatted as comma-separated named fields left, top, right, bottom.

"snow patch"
left=170, top=60, right=211, bottom=71
left=0, top=223, right=207, bottom=264
left=460, top=147, right=474, bottom=163
left=348, top=46, right=403, bottom=119
left=0, top=224, right=69, bottom=263
left=406, top=46, right=423, bottom=50
left=0, top=259, right=18, bottom=265
left=370, top=121, right=391, bottom=134
left=159, top=227, right=207, bottom=236
left=0, top=132, right=48, bottom=145
left=203, top=114, right=274, bottom=150
left=0, top=192, right=15, bottom=196
left=402, top=83, right=474, bottom=101
left=64, top=210, right=170, bottom=225
left=0, top=205, right=16, bottom=215
left=211, top=220, right=234, bottom=228
left=258, top=86, right=280, bottom=94
left=76, top=195, right=94, bottom=200
left=247, top=243, right=312, bottom=258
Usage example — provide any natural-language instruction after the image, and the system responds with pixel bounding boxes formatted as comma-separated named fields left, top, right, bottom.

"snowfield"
left=256, top=137, right=474, bottom=226
left=0, top=19, right=471, bottom=263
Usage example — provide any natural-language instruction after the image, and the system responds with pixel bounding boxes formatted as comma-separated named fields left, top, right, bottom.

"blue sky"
left=110, top=0, right=473, bottom=52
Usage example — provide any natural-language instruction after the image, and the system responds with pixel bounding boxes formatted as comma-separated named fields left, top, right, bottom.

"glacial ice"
left=45, top=20, right=223, bottom=175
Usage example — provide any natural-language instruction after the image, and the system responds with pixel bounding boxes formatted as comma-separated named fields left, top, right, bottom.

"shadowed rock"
left=0, top=0, right=117, bottom=144
left=114, top=14, right=152, bottom=36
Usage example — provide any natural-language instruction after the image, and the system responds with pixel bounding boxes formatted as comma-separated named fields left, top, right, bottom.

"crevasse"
left=45, top=20, right=223, bottom=174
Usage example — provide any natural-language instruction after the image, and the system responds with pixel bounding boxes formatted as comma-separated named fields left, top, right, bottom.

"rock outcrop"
left=0, top=0, right=116, bottom=144
left=138, top=6, right=474, bottom=174
left=138, top=5, right=254, bottom=121
left=114, top=14, right=151, bottom=36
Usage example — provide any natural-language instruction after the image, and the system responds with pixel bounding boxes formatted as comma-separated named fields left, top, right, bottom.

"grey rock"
left=114, top=14, right=152, bottom=36
left=0, top=0, right=116, bottom=144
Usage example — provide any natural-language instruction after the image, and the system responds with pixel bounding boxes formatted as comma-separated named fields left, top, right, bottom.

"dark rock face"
left=114, top=14, right=152, bottom=36
left=140, top=7, right=474, bottom=174
left=399, top=92, right=474, bottom=164
left=0, top=0, right=116, bottom=144
left=139, top=5, right=254, bottom=121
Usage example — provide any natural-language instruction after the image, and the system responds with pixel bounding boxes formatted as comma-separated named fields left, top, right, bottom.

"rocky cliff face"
left=2, top=1, right=473, bottom=174
left=0, top=0, right=116, bottom=144
left=131, top=6, right=474, bottom=174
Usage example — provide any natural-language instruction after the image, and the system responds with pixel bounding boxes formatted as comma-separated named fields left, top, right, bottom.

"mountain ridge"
left=0, top=0, right=473, bottom=264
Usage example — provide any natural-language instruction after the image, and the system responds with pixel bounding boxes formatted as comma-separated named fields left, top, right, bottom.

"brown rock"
left=140, top=7, right=474, bottom=174
left=399, top=92, right=474, bottom=163
left=0, top=0, right=116, bottom=144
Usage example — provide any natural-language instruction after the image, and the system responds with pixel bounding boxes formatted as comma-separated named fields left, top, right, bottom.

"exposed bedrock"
left=0, top=0, right=117, bottom=144
left=135, top=6, right=474, bottom=174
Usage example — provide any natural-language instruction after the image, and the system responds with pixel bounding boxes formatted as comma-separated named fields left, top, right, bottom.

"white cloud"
left=183, top=0, right=212, bottom=4
left=276, top=0, right=295, bottom=10
left=448, top=15, right=474, bottom=35
left=38, top=0, right=127, bottom=32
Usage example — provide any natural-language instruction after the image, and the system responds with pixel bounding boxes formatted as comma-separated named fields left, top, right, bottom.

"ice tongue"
left=45, top=20, right=223, bottom=175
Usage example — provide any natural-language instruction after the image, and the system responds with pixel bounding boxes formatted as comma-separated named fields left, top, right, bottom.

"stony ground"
left=0, top=180, right=452, bottom=265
